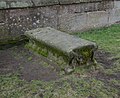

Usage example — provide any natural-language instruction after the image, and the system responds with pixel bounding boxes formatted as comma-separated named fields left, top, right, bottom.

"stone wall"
left=0, top=0, right=120, bottom=43
left=0, top=0, right=102, bottom=9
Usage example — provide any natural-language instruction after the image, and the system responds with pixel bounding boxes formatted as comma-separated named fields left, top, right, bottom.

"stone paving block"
left=25, top=27, right=97, bottom=68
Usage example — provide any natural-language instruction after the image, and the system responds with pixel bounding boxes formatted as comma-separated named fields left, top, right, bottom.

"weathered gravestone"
left=25, top=27, right=97, bottom=70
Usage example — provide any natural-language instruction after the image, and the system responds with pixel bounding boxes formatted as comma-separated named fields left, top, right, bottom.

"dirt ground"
left=0, top=44, right=119, bottom=82
left=0, top=44, right=60, bottom=81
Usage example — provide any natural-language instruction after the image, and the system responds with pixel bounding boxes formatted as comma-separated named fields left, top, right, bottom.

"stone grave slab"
left=25, top=27, right=97, bottom=69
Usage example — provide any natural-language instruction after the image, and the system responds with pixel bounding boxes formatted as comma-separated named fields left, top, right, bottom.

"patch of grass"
left=76, top=24, right=120, bottom=56
left=28, top=56, right=33, bottom=61
left=0, top=74, right=45, bottom=98
left=1, top=73, right=119, bottom=98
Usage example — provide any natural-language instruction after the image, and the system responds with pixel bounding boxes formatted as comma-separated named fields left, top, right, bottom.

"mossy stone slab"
left=25, top=27, right=97, bottom=67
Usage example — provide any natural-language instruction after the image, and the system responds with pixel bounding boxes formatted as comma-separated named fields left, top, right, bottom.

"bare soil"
left=95, top=50, right=120, bottom=93
left=95, top=50, right=119, bottom=69
left=0, top=44, right=59, bottom=81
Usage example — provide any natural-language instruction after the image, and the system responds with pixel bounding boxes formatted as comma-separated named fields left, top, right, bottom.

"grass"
left=76, top=24, right=120, bottom=56
left=0, top=24, right=120, bottom=98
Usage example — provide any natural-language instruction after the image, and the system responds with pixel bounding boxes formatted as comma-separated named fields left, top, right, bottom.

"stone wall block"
left=58, top=13, right=87, bottom=33
left=40, top=6, right=58, bottom=29
left=114, top=1, right=120, bottom=10
left=59, top=0, right=102, bottom=5
left=108, top=9, right=120, bottom=24
left=87, top=11, right=109, bottom=29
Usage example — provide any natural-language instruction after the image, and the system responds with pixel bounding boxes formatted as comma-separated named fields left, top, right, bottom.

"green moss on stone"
left=25, top=39, right=69, bottom=69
